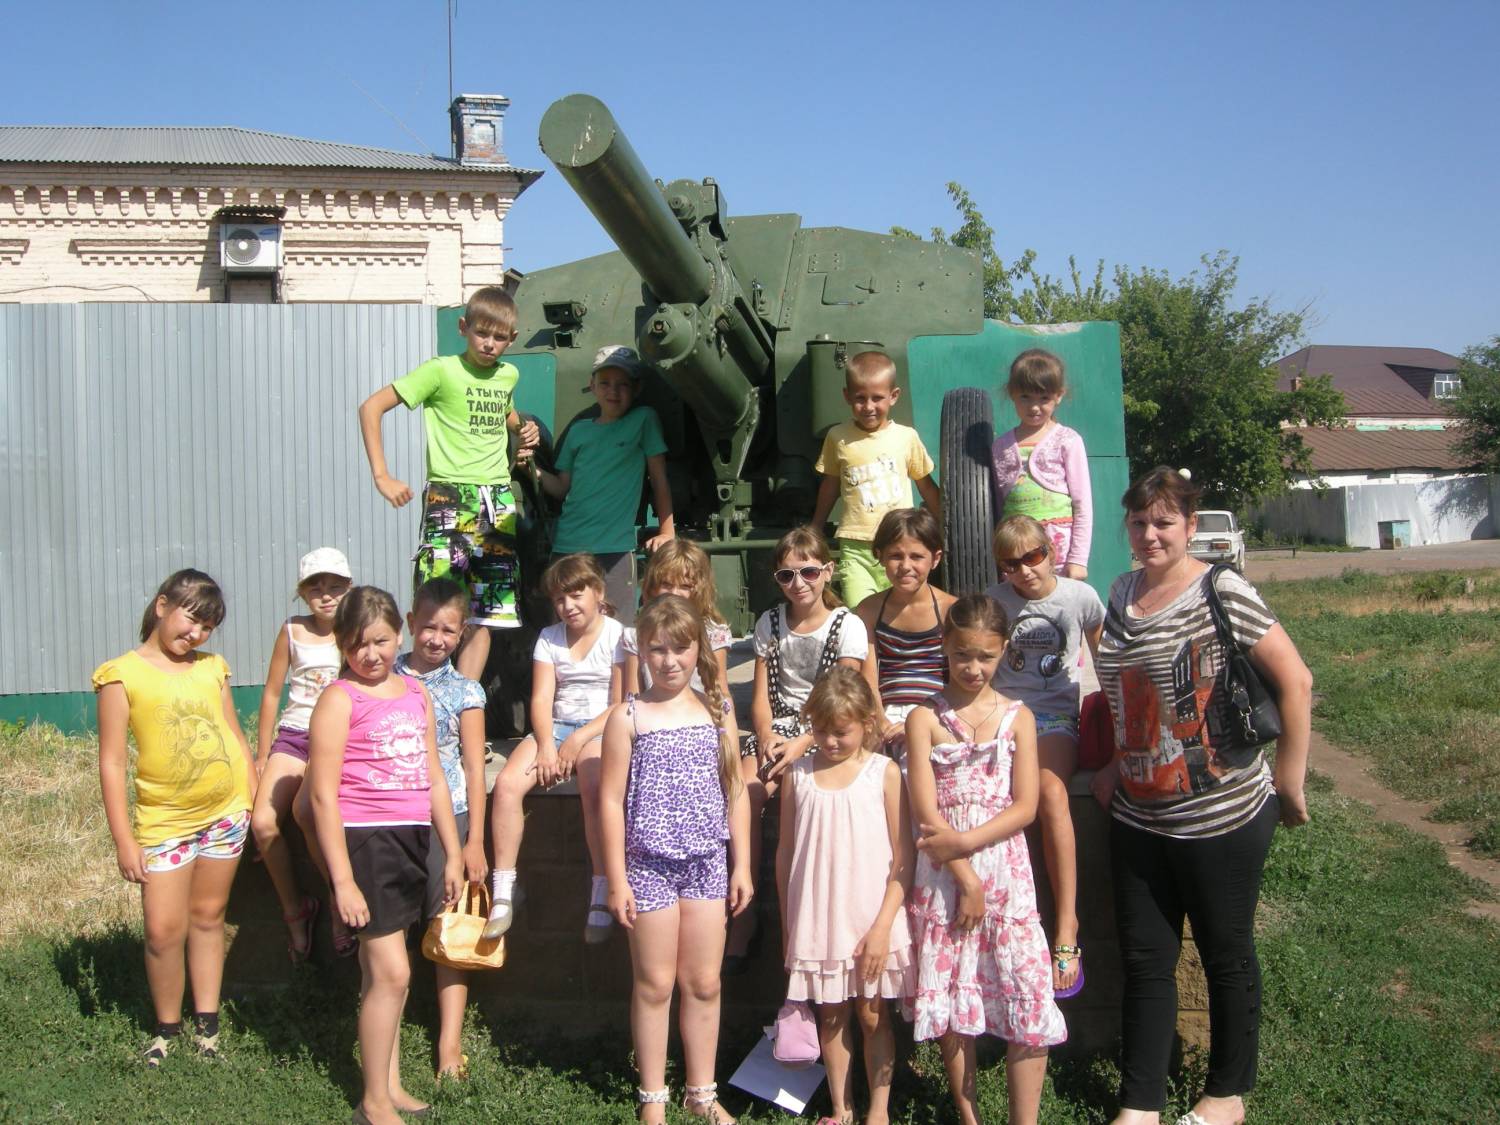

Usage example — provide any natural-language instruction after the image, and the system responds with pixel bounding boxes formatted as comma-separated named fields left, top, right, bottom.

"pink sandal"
left=284, top=895, right=319, bottom=964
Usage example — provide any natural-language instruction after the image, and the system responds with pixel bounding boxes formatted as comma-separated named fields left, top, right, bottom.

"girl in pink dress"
left=904, top=595, right=1066, bottom=1125
left=776, top=667, right=915, bottom=1125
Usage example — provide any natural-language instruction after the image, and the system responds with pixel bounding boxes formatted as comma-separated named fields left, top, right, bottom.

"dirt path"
left=1308, top=731, right=1500, bottom=922
left=1246, top=538, right=1500, bottom=582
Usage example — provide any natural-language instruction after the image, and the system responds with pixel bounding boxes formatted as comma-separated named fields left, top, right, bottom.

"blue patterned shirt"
left=394, top=654, right=486, bottom=815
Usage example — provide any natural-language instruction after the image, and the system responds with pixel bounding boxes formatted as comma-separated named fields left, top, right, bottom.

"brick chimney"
left=450, top=94, right=510, bottom=165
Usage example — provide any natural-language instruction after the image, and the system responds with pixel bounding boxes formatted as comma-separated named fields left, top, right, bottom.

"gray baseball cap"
left=591, top=344, right=641, bottom=377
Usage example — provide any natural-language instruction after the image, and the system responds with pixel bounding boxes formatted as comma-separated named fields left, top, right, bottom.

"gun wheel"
left=940, top=387, right=997, bottom=596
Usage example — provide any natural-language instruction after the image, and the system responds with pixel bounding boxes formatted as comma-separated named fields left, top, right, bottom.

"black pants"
left=1111, top=796, right=1279, bottom=1111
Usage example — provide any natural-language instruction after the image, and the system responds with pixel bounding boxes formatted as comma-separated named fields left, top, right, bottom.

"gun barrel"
left=539, top=94, right=712, bottom=305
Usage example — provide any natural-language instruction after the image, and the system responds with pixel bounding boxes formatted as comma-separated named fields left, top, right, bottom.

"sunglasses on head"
left=774, top=564, right=827, bottom=586
left=997, top=545, right=1049, bottom=574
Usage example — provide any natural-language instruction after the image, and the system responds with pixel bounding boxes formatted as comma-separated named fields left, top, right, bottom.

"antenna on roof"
left=348, top=78, right=433, bottom=154
left=447, top=0, right=456, bottom=137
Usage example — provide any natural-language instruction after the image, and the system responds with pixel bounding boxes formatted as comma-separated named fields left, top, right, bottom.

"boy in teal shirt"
left=358, top=286, right=538, bottom=679
left=528, top=345, right=674, bottom=623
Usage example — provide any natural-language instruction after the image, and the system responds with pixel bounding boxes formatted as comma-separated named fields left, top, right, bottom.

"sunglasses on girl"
left=774, top=564, right=827, bottom=586
left=997, top=546, right=1049, bottom=573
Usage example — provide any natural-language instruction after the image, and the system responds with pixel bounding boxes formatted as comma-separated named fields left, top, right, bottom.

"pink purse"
left=771, top=999, right=820, bottom=1067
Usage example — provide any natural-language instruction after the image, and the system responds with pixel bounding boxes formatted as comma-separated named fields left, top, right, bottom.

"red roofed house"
left=1250, top=346, right=1497, bottom=547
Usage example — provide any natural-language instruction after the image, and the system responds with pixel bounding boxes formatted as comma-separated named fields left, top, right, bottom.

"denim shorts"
left=1033, top=710, right=1080, bottom=741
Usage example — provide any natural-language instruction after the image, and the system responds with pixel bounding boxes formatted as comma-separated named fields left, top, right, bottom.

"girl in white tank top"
left=250, top=548, right=353, bottom=960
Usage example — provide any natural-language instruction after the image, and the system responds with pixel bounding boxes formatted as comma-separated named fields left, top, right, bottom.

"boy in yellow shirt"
left=359, top=286, right=538, bottom=680
left=810, top=351, right=943, bottom=606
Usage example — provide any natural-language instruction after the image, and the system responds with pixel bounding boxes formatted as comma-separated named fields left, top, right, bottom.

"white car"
left=1190, top=510, right=1246, bottom=572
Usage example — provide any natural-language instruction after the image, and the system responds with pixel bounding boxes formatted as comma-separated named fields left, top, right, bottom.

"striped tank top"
left=874, top=589, right=947, bottom=707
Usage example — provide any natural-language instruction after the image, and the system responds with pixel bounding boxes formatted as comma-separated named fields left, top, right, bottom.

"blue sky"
left=7, top=0, right=1496, bottom=353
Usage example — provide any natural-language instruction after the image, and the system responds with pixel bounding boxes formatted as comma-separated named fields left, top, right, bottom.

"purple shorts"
left=270, top=725, right=311, bottom=762
left=626, top=848, right=728, bottom=913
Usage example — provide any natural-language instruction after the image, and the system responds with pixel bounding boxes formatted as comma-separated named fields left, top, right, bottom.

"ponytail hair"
left=634, top=594, right=741, bottom=804
left=139, top=568, right=226, bottom=643
left=543, top=553, right=615, bottom=618
left=944, top=592, right=1010, bottom=642
left=773, top=525, right=841, bottom=610
left=333, top=586, right=402, bottom=655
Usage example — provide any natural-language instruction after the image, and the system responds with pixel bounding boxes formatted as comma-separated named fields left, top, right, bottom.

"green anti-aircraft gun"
left=473, top=94, right=1128, bottom=644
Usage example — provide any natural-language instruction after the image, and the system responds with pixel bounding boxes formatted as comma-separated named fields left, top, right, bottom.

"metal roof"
left=1288, top=426, right=1469, bottom=473
left=1277, top=345, right=1459, bottom=419
left=0, top=125, right=541, bottom=178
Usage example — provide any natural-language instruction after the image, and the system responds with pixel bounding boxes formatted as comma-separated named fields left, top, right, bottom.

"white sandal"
left=683, top=1082, right=735, bottom=1124
left=637, top=1086, right=669, bottom=1122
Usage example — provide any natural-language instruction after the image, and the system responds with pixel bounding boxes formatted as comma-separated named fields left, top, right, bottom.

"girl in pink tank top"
left=307, top=587, right=464, bottom=1124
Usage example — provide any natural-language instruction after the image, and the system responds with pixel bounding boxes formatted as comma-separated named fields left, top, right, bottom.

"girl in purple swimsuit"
left=599, top=595, right=752, bottom=1125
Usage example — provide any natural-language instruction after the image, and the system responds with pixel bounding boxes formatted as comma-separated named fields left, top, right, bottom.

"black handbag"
left=1204, top=565, right=1283, bottom=749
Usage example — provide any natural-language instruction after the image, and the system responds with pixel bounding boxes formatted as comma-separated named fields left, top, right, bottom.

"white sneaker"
left=482, top=897, right=513, bottom=940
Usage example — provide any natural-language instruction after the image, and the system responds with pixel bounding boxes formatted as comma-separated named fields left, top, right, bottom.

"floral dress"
left=906, top=695, right=1067, bottom=1046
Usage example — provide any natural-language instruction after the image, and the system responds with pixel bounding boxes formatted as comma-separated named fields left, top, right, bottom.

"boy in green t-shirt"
left=526, top=345, right=674, bottom=623
left=359, top=286, right=538, bottom=679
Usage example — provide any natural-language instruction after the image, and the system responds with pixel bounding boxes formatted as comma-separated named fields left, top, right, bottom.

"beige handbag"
left=421, top=883, right=507, bottom=970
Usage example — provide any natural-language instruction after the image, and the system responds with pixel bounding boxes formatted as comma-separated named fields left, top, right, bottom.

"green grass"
left=1260, top=569, right=1500, bottom=857
left=1, top=771, right=1497, bottom=1122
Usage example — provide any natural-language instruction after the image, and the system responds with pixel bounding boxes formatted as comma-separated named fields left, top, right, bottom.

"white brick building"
left=0, top=95, right=540, bottom=306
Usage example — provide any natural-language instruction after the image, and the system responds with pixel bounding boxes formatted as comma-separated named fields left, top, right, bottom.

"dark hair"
left=1121, top=466, right=1203, bottom=519
left=139, top=569, right=226, bottom=643
left=872, top=507, right=943, bottom=555
left=462, top=286, right=517, bottom=334
left=803, top=666, right=881, bottom=751
left=411, top=576, right=468, bottom=618
left=1006, top=348, right=1066, bottom=397
left=944, top=592, right=1009, bottom=641
left=333, top=586, right=402, bottom=654
left=542, top=553, right=614, bottom=617
left=845, top=350, right=896, bottom=389
left=773, top=526, right=841, bottom=610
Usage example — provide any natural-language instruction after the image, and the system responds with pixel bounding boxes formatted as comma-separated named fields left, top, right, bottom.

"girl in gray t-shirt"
left=984, top=516, right=1104, bottom=1001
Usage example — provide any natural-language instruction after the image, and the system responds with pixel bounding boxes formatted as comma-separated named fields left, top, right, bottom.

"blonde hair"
left=802, top=666, right=881, bottom=753
left=773, top=526, right=841, bottom=610
left=992, top=515, right=1052, bottom=562
left=845, top=350, right=896, bottom=389
left=463, top=286, right=517, bottom=335
left=634, top=595, right=741, bottom=804
left=642, top=540, right=726, bottom=626
left=1006, top=348, right=1066, bottom=397
left=542, top=553, right=614, bottom=617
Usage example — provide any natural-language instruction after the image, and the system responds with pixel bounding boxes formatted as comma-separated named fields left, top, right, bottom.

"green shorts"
left=415, top=481, right=520, bottom=629
left=835, top=538, right=890, bottom=608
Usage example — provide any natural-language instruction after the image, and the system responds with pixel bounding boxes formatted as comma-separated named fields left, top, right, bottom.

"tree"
left=1450, top=336, right=1500, bottom=474
left=897, top=187, right=1346, bottom=507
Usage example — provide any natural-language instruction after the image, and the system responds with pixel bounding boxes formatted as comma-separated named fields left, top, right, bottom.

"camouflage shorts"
left=414, top=481, right=520, bottom=629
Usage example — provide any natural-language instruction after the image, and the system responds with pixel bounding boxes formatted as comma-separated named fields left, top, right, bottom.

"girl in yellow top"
left=92, top=569, right=257, bottom=1068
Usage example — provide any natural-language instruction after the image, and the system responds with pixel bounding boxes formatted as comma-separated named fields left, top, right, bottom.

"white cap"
left=298, top=547, right=352, bottom=584
left=591, top=344, right=641, bottom=376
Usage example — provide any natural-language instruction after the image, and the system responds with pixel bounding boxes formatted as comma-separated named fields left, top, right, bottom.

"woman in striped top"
left=855, top=509, right=956, bottom=753
left=1092, top=468, right=1311, bottom=1125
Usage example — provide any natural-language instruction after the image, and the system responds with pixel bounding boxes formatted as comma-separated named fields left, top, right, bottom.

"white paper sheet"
left=726, top=1029, right=827, bottom=1114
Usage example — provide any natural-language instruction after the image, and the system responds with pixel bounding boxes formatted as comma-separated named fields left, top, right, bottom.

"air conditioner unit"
left=220, top=223, right=282, bottom=272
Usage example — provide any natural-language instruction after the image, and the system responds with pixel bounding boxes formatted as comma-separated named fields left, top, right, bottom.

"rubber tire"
left=940, top=387, right=997, bottom=595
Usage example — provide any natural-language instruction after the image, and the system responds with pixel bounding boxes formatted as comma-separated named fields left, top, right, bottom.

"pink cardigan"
left=989, top=423, right=1093, bottom=567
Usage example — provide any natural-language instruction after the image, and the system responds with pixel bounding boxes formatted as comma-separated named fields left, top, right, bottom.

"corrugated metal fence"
left=0, top=303, right=436, bottom=696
